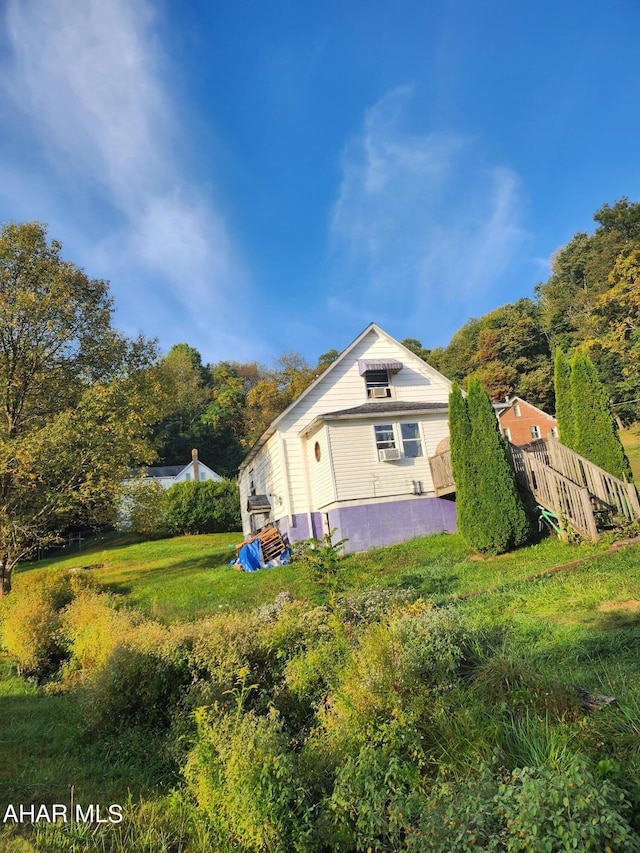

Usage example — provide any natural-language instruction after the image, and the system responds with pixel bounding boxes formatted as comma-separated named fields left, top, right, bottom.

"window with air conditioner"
left=365, top=369, right=391, bottom=398
left=374, top=424, right=398, bottom=460
left=401, top=423, right=423, bottom=458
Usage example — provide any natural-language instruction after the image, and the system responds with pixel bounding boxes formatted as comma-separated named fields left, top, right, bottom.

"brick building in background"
left=493, top=396, right=559, bottom=445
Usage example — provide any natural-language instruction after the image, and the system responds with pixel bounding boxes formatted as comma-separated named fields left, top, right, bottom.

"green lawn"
left=622, top=424, right=640, bottom=482
left=13, top=530, right=607, bottom=623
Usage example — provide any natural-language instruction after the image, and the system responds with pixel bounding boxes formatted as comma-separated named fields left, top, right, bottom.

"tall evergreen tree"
left=449, top=379, right=529, bottom=554
left=465, top=379, right=529, bottom=553
left=448, top=382, right=479, bottom=545
left=553, top=347, right=575, bottom=449
left=570, top=351, right=632, bottom=480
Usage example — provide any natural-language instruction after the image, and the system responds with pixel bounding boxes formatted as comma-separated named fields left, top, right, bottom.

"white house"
left=142, top=450, right=222, bottom=489
left=238, top=324, right=457, bottom=553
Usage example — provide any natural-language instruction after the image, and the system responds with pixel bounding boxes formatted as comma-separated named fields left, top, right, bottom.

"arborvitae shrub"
left=553, top=345, right=575, bottom=448
left=450, top=379, right=529, bottom=554
left=570, top=350, right=633, bottom=479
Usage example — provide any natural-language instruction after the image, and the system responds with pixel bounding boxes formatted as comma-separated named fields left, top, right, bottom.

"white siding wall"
left=238, top=433, right=282, bottom=536
left=329, top=414, right=449, bottom=501
left=306, top=425, right=335, bottom=509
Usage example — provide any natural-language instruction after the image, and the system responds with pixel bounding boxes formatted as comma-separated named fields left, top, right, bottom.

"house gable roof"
left=239, top=323, right=454, bottom=471
left=493, top=396, right=557, bottom=421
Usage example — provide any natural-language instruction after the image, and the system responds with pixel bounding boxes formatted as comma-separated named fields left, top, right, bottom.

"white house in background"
left=143, top=449, right=222, bottom=489
left=238, top=323, right=457, bottom=554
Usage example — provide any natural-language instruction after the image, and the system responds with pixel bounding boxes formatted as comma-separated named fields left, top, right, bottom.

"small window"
left=550, top=426, right=558, bottom=439
left=374, top=424, right=395, bottom=452
left=365, top=370, right=391, bottom=399
left=401, top=423, right=423, bottom=458
left=530, top=425, right=541, bottom=440
left=503, top=427, right=511, bottom=441
left=314, top=441, right=321, bottom=462
left=513, top=403, right=521, bottom=417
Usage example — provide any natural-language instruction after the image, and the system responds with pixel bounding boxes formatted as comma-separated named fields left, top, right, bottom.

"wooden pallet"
left=236, top=526, right=288, bottom=562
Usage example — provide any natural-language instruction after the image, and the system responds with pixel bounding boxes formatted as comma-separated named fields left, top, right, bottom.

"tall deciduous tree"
left=0, top=222, right=159, bottom=593
left=569, top=351, right=632, bottom=480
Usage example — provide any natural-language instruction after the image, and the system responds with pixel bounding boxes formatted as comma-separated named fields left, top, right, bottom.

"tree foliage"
left=569, top=351, right=632, bottom=480
left=449, top=379, right=529, bottom=554
left=553, top=347, right=575, bottom=449
left=165, top=479, right=241, bottom=535
left=0, top=222, right=160, bottom=593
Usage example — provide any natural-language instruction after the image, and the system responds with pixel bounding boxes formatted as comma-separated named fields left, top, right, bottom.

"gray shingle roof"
left=324, top=401, right=448, bottom=417
left=145, top=465, right=186, bottom=478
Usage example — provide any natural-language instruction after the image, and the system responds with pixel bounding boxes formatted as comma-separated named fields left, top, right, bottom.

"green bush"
left=165, top=479, right=241, bottom=535
left=423, top=756, right=640, bottom=852
left=121, top=478, right=169, bottom=537
left=0, top=570, right=94, bottom=678
left=184, top=706, right=316, bottom=853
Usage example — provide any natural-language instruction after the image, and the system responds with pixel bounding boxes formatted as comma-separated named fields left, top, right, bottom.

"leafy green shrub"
left=61, top=588, right=145, bottom=673
left=328, top=719, right=427, bottom=852
left=165, top=479, right=241, bottom=534
left=80, top=642, right=190, bottom=733
left=327, top=605, right=473, bottom=732
left=334, top=586, right=419, bottom=625
left=423, top=756, right=640, bottom=852
left=121, top=478, right=169, bottom=537
left=184, top=706, right=315, bottom=853
left=292, top=530, right=347, bottom=588
left=0, top=570, right=94, bottom=678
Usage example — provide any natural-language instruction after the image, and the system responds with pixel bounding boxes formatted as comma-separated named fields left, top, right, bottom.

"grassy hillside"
left=2, top=530, right=640, bottom=851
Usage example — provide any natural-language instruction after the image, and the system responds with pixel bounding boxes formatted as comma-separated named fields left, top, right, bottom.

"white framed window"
left=365, top=369, right=392, bottom=399
left=550, top=426, right=558, bottom=438
left=530, top=425, right=541, bottom=440
left=374, top=424, right=395, bottom=452
left=401, top=423, right=423, bottom=458
left=503, top=427, right=511, bottom=441
left=513, top=403, right=521, bottom=417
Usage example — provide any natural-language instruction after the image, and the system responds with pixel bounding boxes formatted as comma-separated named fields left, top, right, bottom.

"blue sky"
left=1, top=1, right=639, bottom=366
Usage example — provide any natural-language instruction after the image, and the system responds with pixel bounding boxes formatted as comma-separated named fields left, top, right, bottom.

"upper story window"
left=513, top=403, right=521, bottom=417
left=503, top=427, right=511, bottom=441
left=530, top=425, right=541, bottom=440
left=550, top=426, right=558, bottom=439
left=365, top=369, right=391, bottom=399
left=401, top=423, right=423, bottom=458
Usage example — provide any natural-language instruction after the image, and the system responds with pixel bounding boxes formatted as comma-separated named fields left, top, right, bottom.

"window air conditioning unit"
left=371, top=387, right=390, bottom=398
left=379, top=448, right=401, bottom=462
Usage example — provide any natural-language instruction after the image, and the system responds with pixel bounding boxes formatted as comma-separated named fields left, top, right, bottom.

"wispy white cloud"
left=0, top=0, right=252, bottom=360
left=330, top=88, right=528, bottom=334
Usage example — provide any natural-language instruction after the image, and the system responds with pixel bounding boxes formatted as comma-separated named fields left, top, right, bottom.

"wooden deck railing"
left=428, top=436, right=639, bottom=541
left=429, top=448, right=455, bottom=496
left=508, top=443, right=598, bottom=540
left=523, top=438, right=640, bottom=524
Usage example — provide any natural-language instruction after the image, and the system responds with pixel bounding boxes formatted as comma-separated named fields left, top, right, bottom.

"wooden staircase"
left=429, top=437, right=640, bottom=541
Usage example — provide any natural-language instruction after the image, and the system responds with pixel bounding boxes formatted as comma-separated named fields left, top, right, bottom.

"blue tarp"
left=236, top=539, right=263, bottom=572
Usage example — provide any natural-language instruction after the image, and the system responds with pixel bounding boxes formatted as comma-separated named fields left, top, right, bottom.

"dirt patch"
left=597, top=599, right=640, bottom=613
